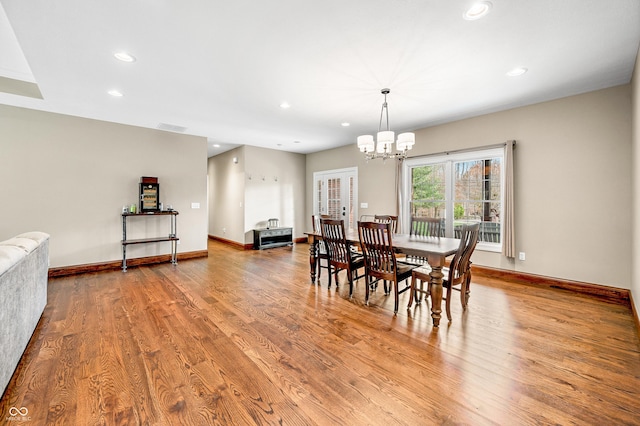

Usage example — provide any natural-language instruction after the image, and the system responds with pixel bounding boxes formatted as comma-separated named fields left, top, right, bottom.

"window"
left=403, top=147, right=504, bottom=251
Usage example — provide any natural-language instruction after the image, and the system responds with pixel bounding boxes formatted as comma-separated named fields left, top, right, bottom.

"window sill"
left=476, top=242, right=501, bottom=253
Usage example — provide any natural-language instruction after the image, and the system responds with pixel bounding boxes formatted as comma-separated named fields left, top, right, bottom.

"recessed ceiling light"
left=114, top=51, right=136, bottom=62
left=107, top=89, right=123, bottom=97
left=463, top=1, right=492, bottom=20
left=213, top=144, right=220, bottom=148
left=279, top=102, right=291, bottom=109
left=341, top=122, right=350, bottom=127
left=506, top=67, right=528, bottom=77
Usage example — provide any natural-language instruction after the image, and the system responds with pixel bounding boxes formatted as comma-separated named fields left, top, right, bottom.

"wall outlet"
left=519, top=252, right=526, bottom=261
left=360, top=202, right=368, bottom=208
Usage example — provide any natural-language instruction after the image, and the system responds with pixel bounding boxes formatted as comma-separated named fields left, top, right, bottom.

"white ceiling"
left=1, top=0, right=639, bottom=158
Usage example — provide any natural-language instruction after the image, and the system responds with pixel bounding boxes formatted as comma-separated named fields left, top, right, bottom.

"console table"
left=121, top=211, right=179, bottom=271
left=253, top=227, right=293, bottom=250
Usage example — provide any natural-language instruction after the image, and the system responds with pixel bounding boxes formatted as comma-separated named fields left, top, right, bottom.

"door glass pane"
left=327, top=177, right=341, bottom=219
left=314, top=169, right=358, bottom=226
left=316, top=179, right=324, bottom=216
left=347, top=176, right=355, bottom=230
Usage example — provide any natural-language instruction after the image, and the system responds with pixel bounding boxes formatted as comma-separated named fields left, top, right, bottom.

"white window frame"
left=402, top=147, right=504, bottom=252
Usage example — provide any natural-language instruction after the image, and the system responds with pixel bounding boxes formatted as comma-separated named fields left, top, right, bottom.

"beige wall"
left=208, top=145, right=306, bottom=244
left=632, top=47, right=640, bottom=314
left=0, top=105, right=209, bottom=268
left=307, top=85, right=633, bottom=289
left=208, top=147, right=246, bottom=243
left=306, top=147, right=398, bottom=220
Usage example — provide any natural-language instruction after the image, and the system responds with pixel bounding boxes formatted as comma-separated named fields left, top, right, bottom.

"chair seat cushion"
left=350, top=253, right=365, bottom=268
left=397, top=262, right=418, bottom=281
left=412, top=265, right=432, bottom=278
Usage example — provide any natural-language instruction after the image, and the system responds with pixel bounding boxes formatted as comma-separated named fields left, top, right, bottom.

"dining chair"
left=357, top=221, right=417, bottom=315
left=409, top=216, right=442, bottom=237
left=312, top=215, right=332, bottom=284
left=320, top=218, right=365, bottom=296
left=407, top=222, right=480, bottom=321
left=401, top=216, right=443, bottom=265
left=359, top=214, right=376, bottom=222
left=374, top=215, right=398, bottom=233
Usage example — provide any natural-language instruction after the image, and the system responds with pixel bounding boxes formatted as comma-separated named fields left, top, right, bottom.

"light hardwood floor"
left=1, top=240, right=639, bottom=425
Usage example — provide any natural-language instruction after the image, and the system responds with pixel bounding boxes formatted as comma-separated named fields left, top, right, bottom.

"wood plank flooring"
left=1, top=240, right=639, bottom=425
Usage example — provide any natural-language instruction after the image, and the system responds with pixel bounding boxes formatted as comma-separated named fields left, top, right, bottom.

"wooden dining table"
left=305, top=230, right=461, bottom=327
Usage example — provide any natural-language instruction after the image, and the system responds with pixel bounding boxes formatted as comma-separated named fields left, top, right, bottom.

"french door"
left=313, top=167, right=358, bottom=231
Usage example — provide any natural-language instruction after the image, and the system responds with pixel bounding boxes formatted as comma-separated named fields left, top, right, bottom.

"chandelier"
left=357, top=88, right=415, bottom=161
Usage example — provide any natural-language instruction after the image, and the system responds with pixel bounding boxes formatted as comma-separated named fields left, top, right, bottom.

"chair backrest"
left=409, top=216, right=441, bottom=237
left=357, top=220, right=398, bottom=282
left=374, top=215, right=398, bottom=233
left=448, top=222, right=480, bottom=283
left=312, top=214, right=331, bottom=233
left=268, top=218, right=279, bottom=228
left=359, top=214, right=376, bottom=222
left=313, top=215, right=331, bottom=254
left=320, top=219, right=352, bottom=268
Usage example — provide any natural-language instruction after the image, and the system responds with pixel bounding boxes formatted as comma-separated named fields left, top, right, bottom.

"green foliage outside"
left=454, top=203, right=464, bottom=219
left=411, top=166, right=443, bottom=216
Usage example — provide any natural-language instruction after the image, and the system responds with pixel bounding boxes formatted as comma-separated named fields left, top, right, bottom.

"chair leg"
left=416, top=278, right=424, bottom=304
left=347, top=269, right=354, bottom=298
left=408, top=276, right=429, bottom=306
left=460, top=280, right=467, bottom=309
left=445, top=283, right=452, bottom=322
left=463, top=272, right=472, bottom=307
left=365, top=275, right=370, bottom=306
left=407, top=275, right=416, bottom=309
left=393, top=281, right=399, bottom=315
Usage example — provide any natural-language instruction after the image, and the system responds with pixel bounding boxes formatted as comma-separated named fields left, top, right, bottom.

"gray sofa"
left=0, top=232, right=49, bottom=397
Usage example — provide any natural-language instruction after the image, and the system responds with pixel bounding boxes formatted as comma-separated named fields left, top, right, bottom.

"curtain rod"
left=405, top=140, right=515, bottom=160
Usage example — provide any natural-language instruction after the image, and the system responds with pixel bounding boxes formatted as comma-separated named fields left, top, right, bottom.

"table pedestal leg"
left=308, top=237, right=318, bottom=284
left=427, top=254, right=446, bottom=327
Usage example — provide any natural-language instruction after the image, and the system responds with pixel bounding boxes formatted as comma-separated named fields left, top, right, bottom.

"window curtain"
left=502, top=140, right=516, bottom=258
left=396, top=158, right=404, bottom=233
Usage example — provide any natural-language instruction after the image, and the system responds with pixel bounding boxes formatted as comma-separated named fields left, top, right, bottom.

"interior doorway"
left=312, top=167, right=358, bottom=231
